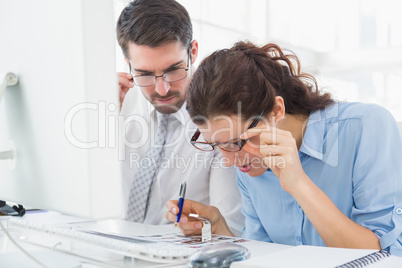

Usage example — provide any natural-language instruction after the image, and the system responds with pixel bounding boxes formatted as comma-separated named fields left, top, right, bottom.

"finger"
left=240, top=127, right=267, bottom=140
left=241, top=124, right=285, bottom=140
left=165, top=210, right=177, bottom=222
left=165, top=200, right=179, bottom=213
left=120, top=90, right=126, bottom=102
left=260, top=145, right=293, bottom=157
left=259, top=132, right=292, bottom=147
left=119, top=76, right=134, bottom=89
left=176, top=221, right=203, bottom=236
left=118, top=72, right=133, bottom=80
left=262, top=156, right=287, bottom=170
left=120, top=86, right=130, bottom=95
left=181, top=228, right=201, bottom=236
left=179, top=215, right=189, bottom=224
left=269, top=116, right=277, bottom=145
left=166, top=219, right=201, bottom=235
left=260, top=146, right=280, bottom=157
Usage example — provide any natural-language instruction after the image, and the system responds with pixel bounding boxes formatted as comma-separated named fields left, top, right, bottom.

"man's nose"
left=155, top=76, right=170, bottom=96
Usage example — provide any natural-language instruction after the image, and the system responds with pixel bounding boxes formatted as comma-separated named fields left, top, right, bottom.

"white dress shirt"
left=119, top=87, right=244, bottom=236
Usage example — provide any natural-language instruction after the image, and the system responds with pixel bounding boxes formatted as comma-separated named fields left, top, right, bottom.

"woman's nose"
left=219, top=150, right=237, bottom=167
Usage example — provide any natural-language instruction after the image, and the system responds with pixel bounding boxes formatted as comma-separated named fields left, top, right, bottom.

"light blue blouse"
left=237, top=102, right=402, bottom=256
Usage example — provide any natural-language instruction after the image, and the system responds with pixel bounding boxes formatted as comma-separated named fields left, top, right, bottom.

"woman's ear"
left=272, top=96, right=285, bottom=122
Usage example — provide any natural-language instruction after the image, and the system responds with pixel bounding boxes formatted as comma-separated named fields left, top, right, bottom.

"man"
left=116, top=0, right=244, bottom=235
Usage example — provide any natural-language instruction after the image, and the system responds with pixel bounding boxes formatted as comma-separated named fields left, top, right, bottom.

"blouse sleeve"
left=351, top=104, right=402, bottom=256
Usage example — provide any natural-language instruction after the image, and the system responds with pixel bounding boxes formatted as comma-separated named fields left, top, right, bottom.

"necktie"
left=126, top=112, right=169, bottom=222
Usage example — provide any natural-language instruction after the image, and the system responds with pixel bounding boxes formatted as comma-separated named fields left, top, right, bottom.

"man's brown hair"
left=116, top=0, right=193, bottom=58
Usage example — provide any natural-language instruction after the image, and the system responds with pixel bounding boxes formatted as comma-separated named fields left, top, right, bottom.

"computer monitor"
left=0, top=0, right=123, bottom=219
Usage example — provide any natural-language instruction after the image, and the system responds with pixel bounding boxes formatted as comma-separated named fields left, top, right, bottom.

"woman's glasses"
left=190, top=110, right=265, bottom=152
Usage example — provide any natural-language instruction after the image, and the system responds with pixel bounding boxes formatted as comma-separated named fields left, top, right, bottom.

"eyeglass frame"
left=128, top=47, right=191, bottom=87
left=190, top=110, right=266, bottom=152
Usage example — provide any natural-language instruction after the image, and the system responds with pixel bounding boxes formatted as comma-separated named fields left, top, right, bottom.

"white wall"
left=114, top=0, right=402, bottom=120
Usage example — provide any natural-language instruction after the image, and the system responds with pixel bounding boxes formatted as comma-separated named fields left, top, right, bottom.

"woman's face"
left=197, top=114, right=269, bottom=177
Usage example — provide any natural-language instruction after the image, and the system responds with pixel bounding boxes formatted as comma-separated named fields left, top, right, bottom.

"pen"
left=176, top=181, right=186, bottom=224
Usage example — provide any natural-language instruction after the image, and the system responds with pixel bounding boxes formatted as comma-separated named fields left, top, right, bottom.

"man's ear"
left=124, top=57, right=129, bottom=65
left=272, top=96, right=285, bottom=122
left=190, top=40, right=199, bottom=65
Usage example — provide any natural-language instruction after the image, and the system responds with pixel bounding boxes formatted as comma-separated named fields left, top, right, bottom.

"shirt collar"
left=299, top=103, right=339, bottom=161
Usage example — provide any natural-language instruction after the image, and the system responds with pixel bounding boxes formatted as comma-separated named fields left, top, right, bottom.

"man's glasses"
left=129, top=49, right=190, bottom=87
left=190, top=110, right=265, bottom=152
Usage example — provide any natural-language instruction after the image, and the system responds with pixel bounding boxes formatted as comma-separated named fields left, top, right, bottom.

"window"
left=115, top=0, right=402, bottom=120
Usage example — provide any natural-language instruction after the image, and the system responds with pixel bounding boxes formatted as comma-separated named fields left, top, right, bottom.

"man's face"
left=126, top=41, right=197, bottom=114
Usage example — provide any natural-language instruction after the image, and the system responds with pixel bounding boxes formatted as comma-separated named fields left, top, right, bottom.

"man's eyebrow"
left=133, top=60, right=184, bottom=74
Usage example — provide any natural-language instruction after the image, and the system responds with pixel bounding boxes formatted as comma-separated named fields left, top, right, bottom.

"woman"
left=165, top=41, right=402, bottom=255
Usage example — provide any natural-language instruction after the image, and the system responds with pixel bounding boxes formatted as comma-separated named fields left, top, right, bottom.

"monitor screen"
left=0, top=0, right=123, bottom=219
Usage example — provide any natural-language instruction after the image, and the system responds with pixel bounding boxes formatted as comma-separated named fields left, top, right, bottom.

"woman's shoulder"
left=323, top=102, right=401, bottom=143
left=327, top=101, right=395, bottom=124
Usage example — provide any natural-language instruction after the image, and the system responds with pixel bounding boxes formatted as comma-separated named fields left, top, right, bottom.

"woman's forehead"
left=197, top=115, right=247, bottom=143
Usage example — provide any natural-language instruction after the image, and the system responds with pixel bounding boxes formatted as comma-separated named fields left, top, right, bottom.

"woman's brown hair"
left=187, top=41, right=334, bottom=124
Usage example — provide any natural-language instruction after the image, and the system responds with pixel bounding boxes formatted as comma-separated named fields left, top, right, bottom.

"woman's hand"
left=241, top=117, right=308, bottom=194
left=243, top=116, right=381, bottom=250
left=165, top=199, right=234, bottom=237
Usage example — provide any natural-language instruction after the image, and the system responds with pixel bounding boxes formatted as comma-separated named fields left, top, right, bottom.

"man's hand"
left=118, top=72, right=133, bottom=108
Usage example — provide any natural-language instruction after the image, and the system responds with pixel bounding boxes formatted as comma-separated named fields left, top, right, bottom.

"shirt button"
left=396, top=208, right=402, bottom=215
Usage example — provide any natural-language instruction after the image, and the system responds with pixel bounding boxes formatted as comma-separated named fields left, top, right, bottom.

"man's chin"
left=154, top=105, right=179, bottom=114
left=153, top=99, right=185, bottom=114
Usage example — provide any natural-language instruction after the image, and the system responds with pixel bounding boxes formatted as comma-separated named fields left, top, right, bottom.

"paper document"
left=71, top=219, right=245, bottom=248
left=231, top=245, right=402, bottom=268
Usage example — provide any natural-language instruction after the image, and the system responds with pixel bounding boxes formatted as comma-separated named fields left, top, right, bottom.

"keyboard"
left=9, top=217, right=195, bottom=263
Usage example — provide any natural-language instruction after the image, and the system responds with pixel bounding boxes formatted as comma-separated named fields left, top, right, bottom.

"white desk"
left=0, top=231, right=181, bottom=268
left=3, top=211, right=401, bottom=267
left=0, top=232, right=293, bottom=268
left=0, top=211, right=183, bottom=268
left=0, top=211, right=289, bottom=268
